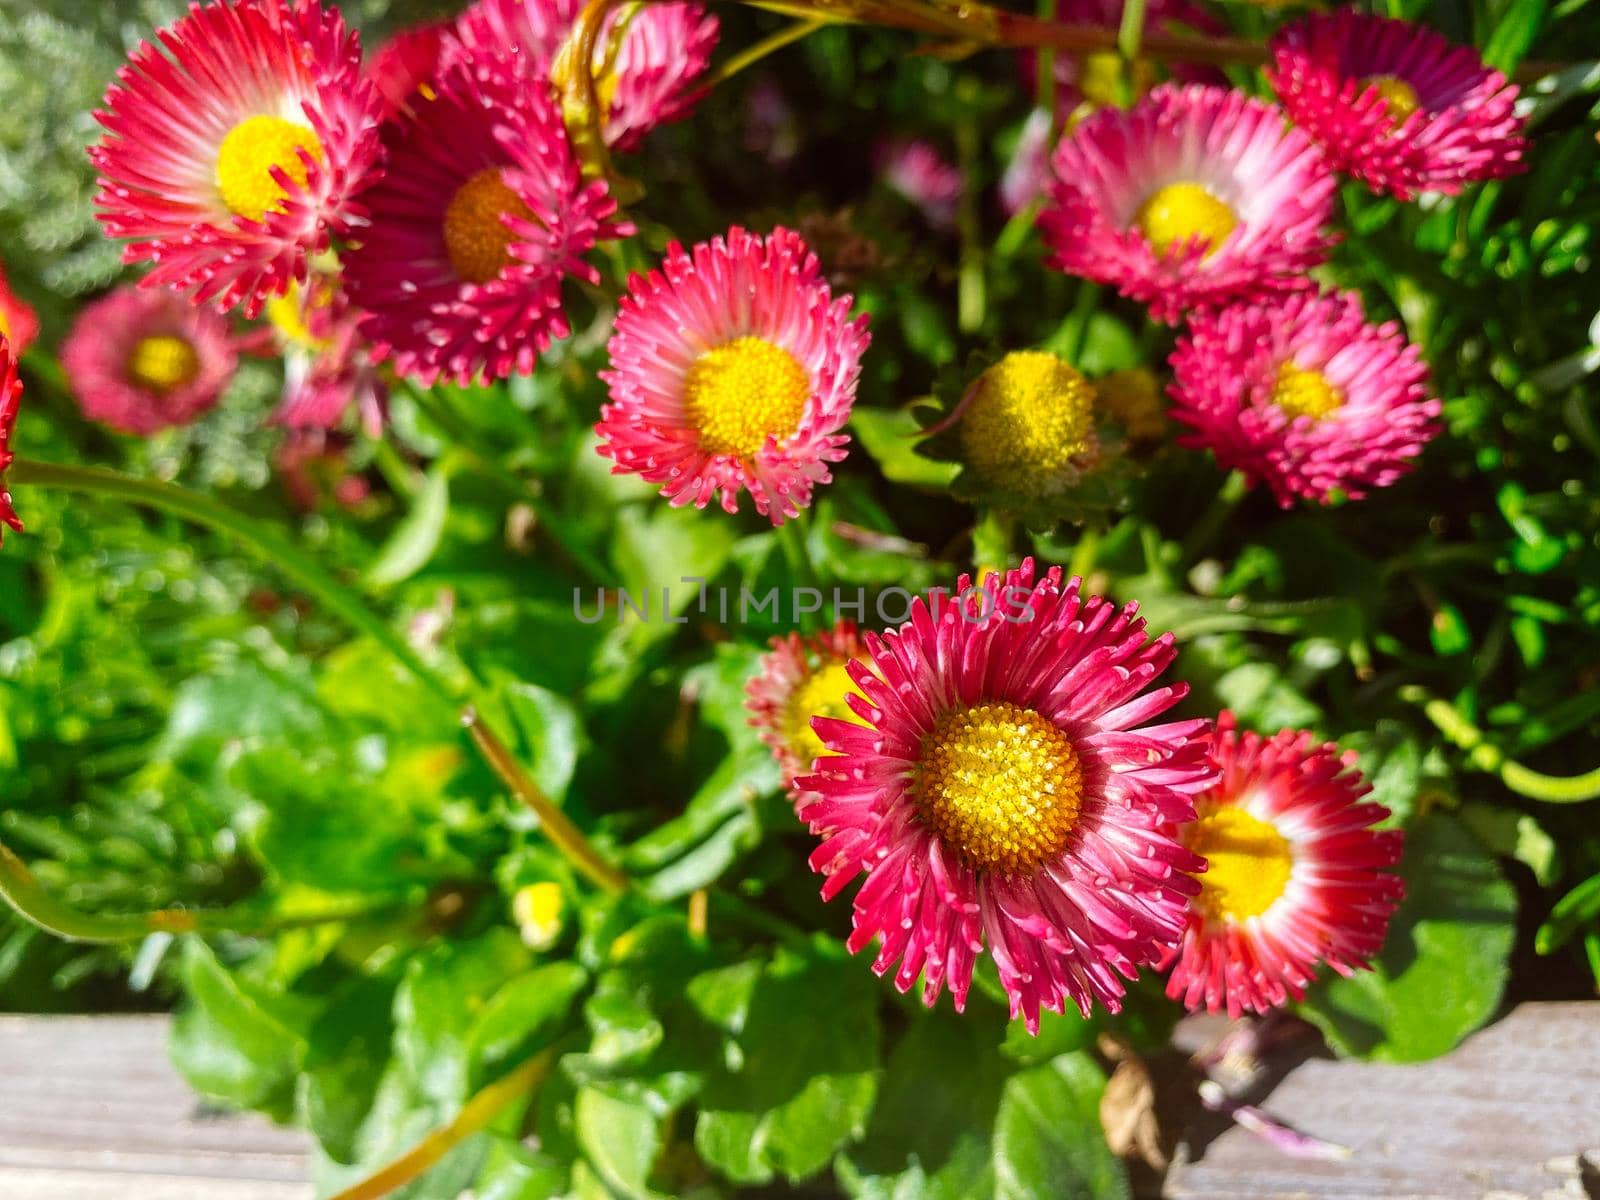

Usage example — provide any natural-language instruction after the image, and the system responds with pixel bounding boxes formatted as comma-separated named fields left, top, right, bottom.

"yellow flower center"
left=1270, top=362, right=1344, bottom=422
left=0, top=310, right=10, bottom=342
left=512, top=881, right=565, bottom=950
left=961, top=350, right=1098, bottom=497
left=783, top=658, right=865, bottom=768
left=1363, top=74, right=1422, bottom=122
left=216, top=115, right=324, bottom=222
left=1134, top=182, right=1238, bottom=258
left=443, top=168, right=536, bottom=285
left=126, top=335, right=200, bottom=393
left=1095, top=366, right=1166, bottom=441
left=683, top=336, right=811, bottom=459
left=1184, top=803, right=1294, bottom=925
left=264, top=280, right=336, bottom=352
left=912, top=700, right=1084, bottom=876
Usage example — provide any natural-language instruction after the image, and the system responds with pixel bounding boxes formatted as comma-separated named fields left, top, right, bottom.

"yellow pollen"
left=1270, top=362, right=1344, bottom=422
left=216, top=115, right=323, bottom=222
left=1363, top=74, right=1422, bottom=122
left=784, top=658, right=865, bottom=768
left=0, top=310, right=10, bottom=341
left=912, top=701, right=1084, bottom=876
left=264, top=281, right=334, bottom=352
left=443, top=168, right=536, bottom=285
left=1135, top=182, right=1238, bottom=258
left=1095, top=366, right=1166, bottom=441
left=1184, top=803, right=1294, bottom=925
left=683, top=336, right=811, bottom=460
left=961, top=350, right=1098, bottom=498
left=126, top=335, right=200, bottom=393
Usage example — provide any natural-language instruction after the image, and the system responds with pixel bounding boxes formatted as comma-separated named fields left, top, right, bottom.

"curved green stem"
left=1180, top=468, right=1249, bottom=568
left=704, top=17, right=826, bottom=86
left=1117, top=0, right=1147, bottom=62
left=0, top=840, right=397, bottom=943
left=327, top=1049, right=556, bottom=1200
left=462, top=707, right=629, bottom=894
left=11, top=459, right=460, bottom=708
left=1399, top=686, right=1600, bottom=803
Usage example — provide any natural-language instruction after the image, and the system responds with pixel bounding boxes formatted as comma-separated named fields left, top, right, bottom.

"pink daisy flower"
left=797, top=561, right=1216, bottom=1030
left=367, top=20, right=449, bottom=120
left=0, top=264, right=38, bottom=356
left=1039, top=84, right=1336, bottom=324
left=596, top=226, right=870, bottom=525
left=746, top=620, right=873, bottom=795
left=876, top=139, right=963, bottom=230
left=1267, top=11, right=1527, bottom=200
left=1168, top=288, right=1440, bottom=506
left=61, top=286, right=237, bottom=436
left=1000, top=108, right=1054, bottom=217
left=453, top=0, right=718, bottom=152
left=343, top=53, right=627, bottom=386
left=1160, top=712, right=1404, bottom=1018
left=0, top=335, right=23, bottom=542
left=91, top=0, right=383, bottom=317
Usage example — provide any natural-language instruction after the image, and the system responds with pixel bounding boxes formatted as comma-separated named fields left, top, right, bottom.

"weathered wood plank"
left=0, top=1014, right=312, bottom=1197
left=1164, top=1002, right=1600, bottom=1200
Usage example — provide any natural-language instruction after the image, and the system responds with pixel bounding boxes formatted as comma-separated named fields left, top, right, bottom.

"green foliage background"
left=1, top=0, right=1598, bottom=1195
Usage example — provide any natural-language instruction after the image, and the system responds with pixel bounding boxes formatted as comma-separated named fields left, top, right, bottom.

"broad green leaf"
left=394, top=930, right=534, bottom=1106
left=501, top=679, right=588, bottom=802
left=575, top=1085, right=662, bottom=1200
left=170, top=940, right=312, bottom=1119
left=466, top=962, right=588, bottom=1086
left=695, top=941, right=881, bottom=1185
left=851, top=407, right=961, bottom=488
left=993, top=1053, right=1128, bottom=1200
left=1299, top=813, right=1516, bottom=1062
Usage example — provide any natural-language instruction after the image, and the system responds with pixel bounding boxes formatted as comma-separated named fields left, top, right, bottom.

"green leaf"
left=394, top=930, right=534, bottom=1107
left=474, top=1134, right=569, bottom=1200
left=1480, top=0, right=1547, bottom=72
left=1536, top=872, right=1600, bottom=955
left=466, top=962, right=588, bottom=1086
left=993, top=1053, right=1128, bottom=1200
left=500, top=680, right=588, bottom=802
left=847, top=1008, right=1011, bottom=1195
left=851, top=407, right=961, bottom=488
left=1214, top=663, right=1322, bottom=732
left=575, top=1085, right=662, bottom=1200
left=1299, top=813, right=1516, bottom=1062
left=366, top=462, right=451, bottom=587
left=302, top=976, right=397, bottom=1164
left=169, top=940, right=311, bottom=1119
left=695, top=941, right=882, bottom=1185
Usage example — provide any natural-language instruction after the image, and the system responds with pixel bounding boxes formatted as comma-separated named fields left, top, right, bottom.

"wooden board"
left=0, top=1013, right=312, bottom=1199
left=1164, top=1002, right=1600, bottom=1200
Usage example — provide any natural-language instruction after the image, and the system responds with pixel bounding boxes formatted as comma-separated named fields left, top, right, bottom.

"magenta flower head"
left=746, top=620, right=873, bottom=798
left=0, top=334, right=23, bottom=542
left=796, top=561, right=1217, bottom=1031
left=876, top=139, right=963, bottom=230
left=1160, top=712, right=1405, bottom=1018
left=61, top=286, right=237, bottom=436
left=1039, top=84, right=1336, bottom=324
left=1267, top=11, right=1527, bottom=200
left=1168, top=289, right=1441, bottom=507
left=343, top=51, right=628, bottom=386
left=454, top=0, right=718, bottom=152
left=596, top=226, right=871, bottom=526
left=91, top=0, right=383, bottom=317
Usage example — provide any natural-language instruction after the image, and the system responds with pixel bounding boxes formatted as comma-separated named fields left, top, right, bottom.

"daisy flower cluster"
left=1027, top=9, right=1525, bottom=507
left=747, top=566, right=1405, bottom=1028
left=78, top=0, right=719, bottom=439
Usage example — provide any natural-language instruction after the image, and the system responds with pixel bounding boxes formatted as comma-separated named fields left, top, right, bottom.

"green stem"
left=1068, top=525, right=1101, bottom=581
left=462, top=707, right=630, bottom=893
left=326, top=1049, right=555, bottom=1200
left=0, top=839, right=397, bottom=944
left=402, top=385, right=614, bottom=587
left=10, top=459, right=459, bottom=708
left=1117, top=0, right=1147, bottom=62
left=1399, top=686, right=1600, bottom=803
left=704, top=17, right=826, bottom=86
left=955, top=104, right=985, bottom=335
left=1179, top=468, right=1248, bottom=567
left=1059, top=279, right=1101, bottom=364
